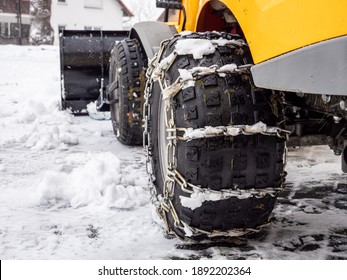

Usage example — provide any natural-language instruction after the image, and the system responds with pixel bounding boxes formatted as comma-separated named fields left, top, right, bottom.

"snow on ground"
left=0, top=45, right=347, bottom=260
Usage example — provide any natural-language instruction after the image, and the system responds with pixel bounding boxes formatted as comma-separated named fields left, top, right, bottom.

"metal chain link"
left=143, top=32, right=290, bottom=239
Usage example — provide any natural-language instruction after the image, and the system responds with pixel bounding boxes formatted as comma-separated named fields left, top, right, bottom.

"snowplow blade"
left=59, top=30, right=129, bottom=114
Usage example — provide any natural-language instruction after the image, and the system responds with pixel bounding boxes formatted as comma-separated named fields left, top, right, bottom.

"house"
left=0, top=0, right=31, bottom=44
left=50, top=0, right=133, bottom=44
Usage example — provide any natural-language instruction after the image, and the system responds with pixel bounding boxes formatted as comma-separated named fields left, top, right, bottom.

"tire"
left=109, top=39, right=147, bottom=145
left=147, top=32, right=286, bottom=239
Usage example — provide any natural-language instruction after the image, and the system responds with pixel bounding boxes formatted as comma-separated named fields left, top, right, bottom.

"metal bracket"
left=107, top=80, right=119, bottom=93
left=105, top=80, right=119, bottom=105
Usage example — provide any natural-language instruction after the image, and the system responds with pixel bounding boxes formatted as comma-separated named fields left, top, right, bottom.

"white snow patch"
left=86, top=101, right=111, bottom=120
left=211, top=38, right=244, bottom=47
left=162, top=82, right=182, bottom=101
left=175, top=39, right=216, bottom=59
left=180, top=185, right=279, bottom=210
left=181, top=222, right=194, bottom=237
left=151, top=53, right=177, bottom=80
left=218, top=64, right=238, bottom=77
left=158, top=53, right=176, bottom=71
left=178, top=69, right=193, bottom=82
left=177, top=64, right=238, bottom=83
left=180, top=190, right=250, bottom=210
left=183, top=122, right=278, bottom=141
left=183, top=126, right=221, bottom=141
left=243, top=121, right=267, bottom=134
left=104, top=184, right=148, bottom=209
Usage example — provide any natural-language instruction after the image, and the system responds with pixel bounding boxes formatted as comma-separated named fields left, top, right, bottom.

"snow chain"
left=143, top=32, right=290, bottom=239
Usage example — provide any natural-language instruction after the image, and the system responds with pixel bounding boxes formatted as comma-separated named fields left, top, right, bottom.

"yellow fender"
left=175, top=0, right=347, bottom=95
left=179, top=0, right=347, bottom=64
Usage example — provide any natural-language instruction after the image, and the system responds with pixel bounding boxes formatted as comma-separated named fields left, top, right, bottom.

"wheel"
left=145, top=32, right=287, bottom=239
left=109, top=39, right=147, bottom=145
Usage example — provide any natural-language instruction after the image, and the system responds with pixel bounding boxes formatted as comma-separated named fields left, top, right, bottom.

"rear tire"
left=109, top=39, right=147, bottom=145
left=147, top=32, right=286, bottom=239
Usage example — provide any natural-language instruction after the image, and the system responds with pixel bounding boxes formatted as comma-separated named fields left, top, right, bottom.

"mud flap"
left=59, top=30, right=129, bottom=115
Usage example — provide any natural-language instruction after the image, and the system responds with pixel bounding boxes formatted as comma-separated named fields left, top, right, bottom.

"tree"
left=29, top=0, right=54, bottom=45
left=122, top=0, right=163, bottom=29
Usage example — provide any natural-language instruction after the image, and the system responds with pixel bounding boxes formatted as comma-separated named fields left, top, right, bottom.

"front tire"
left=146, top=32, right=286, bottom=239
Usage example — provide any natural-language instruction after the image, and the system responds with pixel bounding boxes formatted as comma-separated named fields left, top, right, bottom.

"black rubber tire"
left=148, top=32, right=285, bottom=239
left=109, top=39, right=147, bottom=145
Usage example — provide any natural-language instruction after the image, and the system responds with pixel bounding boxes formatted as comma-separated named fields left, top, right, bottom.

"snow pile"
left=36, top=152, right=149, bottom=209
left=2, top=100, right=78, bottom=150
left=86, top=101, right=111, bottom=120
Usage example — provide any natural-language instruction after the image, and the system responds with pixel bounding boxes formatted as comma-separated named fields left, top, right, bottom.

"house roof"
left=117, top=0, right=134, bottom=17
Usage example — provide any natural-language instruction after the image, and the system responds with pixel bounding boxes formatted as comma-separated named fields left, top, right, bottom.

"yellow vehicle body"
left=178, top=0, right=347, bottom=64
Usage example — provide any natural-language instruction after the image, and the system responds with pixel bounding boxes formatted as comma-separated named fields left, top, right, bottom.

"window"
left=1, top=23, right=29, bottom=38
left=10, top=23, right=19, bottom=37
left=84, top=0, right=103, bottom=9
left=0, top=22, right=9, bottom=37
left=21, top=24, right=30, bottom=38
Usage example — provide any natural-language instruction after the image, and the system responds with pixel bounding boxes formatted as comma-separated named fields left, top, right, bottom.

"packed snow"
left=0, top=45, right=347, bottom=260
left=175, top=39, right=216, bottom=59
left=180, top=187, right=278, bottom=211
left=182, top=122, right=285, bottom=141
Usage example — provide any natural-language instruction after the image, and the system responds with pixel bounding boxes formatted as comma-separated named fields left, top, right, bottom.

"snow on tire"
left=146, top=32, right=286, bottom=239
left=109, top=39, right=147, bottom=145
